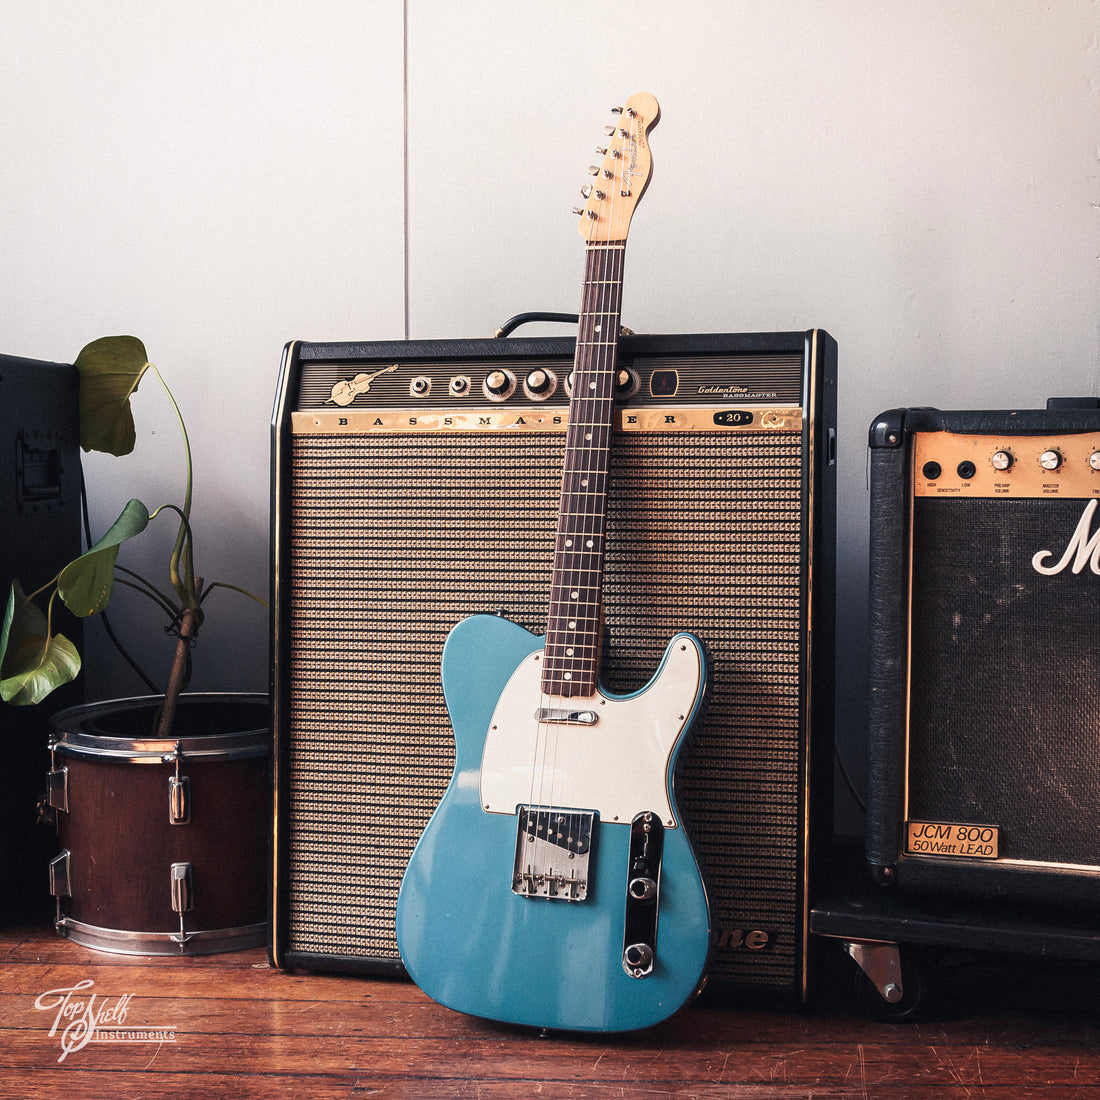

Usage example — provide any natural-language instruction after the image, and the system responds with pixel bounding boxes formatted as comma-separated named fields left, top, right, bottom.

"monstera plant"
left=0, top=336, right=264, bottom=734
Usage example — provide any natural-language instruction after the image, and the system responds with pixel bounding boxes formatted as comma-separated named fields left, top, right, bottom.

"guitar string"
left=531, top=121, right=629, bottom=868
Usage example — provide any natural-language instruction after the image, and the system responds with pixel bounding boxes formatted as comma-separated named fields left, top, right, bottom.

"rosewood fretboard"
left=541, top=242, right=626, bottom=697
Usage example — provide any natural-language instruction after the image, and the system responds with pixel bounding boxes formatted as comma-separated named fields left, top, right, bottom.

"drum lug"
left=168, top=741, right=191, bottom=825
left=171, top=861, right=194, bottom=914
left=49, top=850, right=72, bottom=898
left=169, top=776, right=191, bottom=825
left=170, top=862, right=196, bottom=951
left=46, top=765, right=69, bottom=814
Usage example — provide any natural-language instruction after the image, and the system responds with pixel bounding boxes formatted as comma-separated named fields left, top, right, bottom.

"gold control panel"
left=913, top=431, right=1100, bottom=499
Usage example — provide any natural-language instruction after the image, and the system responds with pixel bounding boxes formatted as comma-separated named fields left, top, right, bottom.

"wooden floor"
left=4, top=923, right=1100, bottom=1098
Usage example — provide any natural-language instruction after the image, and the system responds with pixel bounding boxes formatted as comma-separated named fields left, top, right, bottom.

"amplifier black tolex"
left=0, top=354, right=83, bottom=923
left=866, top=400, right=1100, bottom=905
left=270, top=329, right=837, bottom=1001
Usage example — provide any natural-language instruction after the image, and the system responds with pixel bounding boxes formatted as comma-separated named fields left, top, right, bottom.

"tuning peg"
left=596, top=146, right=608, bottom=155
left=580, top=184, right=593, bottom=199
left=603, top=125, right=616, bottom=136
left=587, top=165, right=600, bottom=176
left=611, top=106, right=623, bottom=114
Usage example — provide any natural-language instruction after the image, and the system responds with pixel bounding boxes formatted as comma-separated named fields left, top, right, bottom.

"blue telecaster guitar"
left=395, top=93, right=711, bottom=1033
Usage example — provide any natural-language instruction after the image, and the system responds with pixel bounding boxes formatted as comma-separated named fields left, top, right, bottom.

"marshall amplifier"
left=1, top=354, right=83, bottom=923
left=270, top=329, right=837, bottom=1001
left=866, top=400, right=1100, bottom=905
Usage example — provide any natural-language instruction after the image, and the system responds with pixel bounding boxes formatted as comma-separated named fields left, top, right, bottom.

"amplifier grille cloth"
left=286, top=428, right=804, bottom=988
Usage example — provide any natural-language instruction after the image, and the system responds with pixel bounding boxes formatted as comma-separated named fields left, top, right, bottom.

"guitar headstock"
left=575, top=92, right=660, bottom=243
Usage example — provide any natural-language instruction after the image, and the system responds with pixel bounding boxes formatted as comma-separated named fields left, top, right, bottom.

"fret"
left=541, top=231, right=626, bottom=697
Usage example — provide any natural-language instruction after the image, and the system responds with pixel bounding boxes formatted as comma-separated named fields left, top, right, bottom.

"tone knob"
left=991, top=450, right=1013, bottom=471
left=1040, top=449, right=1062, bottom=471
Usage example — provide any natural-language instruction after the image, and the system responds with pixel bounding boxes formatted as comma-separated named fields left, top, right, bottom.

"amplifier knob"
left=1040, top=449, right=1063, bottom=471
left=614, top=368, right=640, bottom=399
left=991, top=450, right=1013, bottom=471
left=523, top=368, right=556, bottom=400
left=483, top=369, right=516, bottom=401
left=1090, top=451, right=1100, bottom=472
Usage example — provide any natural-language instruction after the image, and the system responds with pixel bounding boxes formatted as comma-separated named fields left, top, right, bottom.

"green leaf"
left=58, top=498, right=151, bottom=615
left=75, top=335, right=152, bottom=456
left=0, top=583, right=15, bottom=677
left=0, top=582, right=81, bottom=705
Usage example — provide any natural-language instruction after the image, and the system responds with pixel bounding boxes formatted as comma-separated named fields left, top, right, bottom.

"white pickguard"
left=479, top=636, right=705, bottom=828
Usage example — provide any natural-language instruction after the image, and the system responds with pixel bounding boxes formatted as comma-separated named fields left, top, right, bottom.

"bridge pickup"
left=512, top=806, right=596, bottom=901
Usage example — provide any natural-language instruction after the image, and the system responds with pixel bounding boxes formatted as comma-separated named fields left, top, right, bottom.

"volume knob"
left=991, top=450, right=1013, bottom=471
left=1040, top=449, right=1062, bottom=471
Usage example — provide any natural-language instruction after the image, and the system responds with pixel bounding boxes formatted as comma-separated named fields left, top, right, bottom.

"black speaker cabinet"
left=270, top=329, right=837, bottom=1001
left=1, top=353, right=83, bottom=923
left=866, top=401, right=1100, bottom=906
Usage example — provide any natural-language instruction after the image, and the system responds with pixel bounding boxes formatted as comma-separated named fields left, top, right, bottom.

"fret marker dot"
left=571, top=591, right=579, bottom=599
left=587, top=539, right=594, bottom=547
left=564, top=672, right=572, bottom=681
left=565, top=539, right=573, bottom=547
left=568, top=621, right=577, bottom=629
left=566, top=648, right=574, bottom=656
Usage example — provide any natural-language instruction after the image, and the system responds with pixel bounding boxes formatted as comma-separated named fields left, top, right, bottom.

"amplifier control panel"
left=913, top=431, right=1100, bottom=499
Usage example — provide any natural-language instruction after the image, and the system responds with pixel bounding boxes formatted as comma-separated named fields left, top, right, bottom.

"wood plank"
left=3, top=925, right=1100, bottom=1097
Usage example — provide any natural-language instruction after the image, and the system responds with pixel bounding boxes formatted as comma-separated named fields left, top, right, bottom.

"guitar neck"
left=542, top=242, right=626, bottom=697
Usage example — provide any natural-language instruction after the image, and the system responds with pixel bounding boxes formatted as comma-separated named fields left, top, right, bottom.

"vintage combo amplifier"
left=270, top=329, right=837, bottom=1001
left=866, top=401, right=1100, bottom=905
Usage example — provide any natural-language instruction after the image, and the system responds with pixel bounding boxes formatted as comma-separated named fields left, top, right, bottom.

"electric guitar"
left=395, top=93, right=711, bottom=1033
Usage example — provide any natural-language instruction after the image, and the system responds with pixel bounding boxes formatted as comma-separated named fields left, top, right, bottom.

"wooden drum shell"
left=49, top=694, right=269, bottom=956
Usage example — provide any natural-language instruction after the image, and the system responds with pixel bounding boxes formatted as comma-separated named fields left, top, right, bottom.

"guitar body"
left=395, top=613, right=711, bottom=1033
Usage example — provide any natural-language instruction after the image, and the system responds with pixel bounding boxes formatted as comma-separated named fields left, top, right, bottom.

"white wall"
left=3, top=2, right=1098, bottom=822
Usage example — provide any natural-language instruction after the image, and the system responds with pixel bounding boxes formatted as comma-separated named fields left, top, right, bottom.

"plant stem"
left=155, top=576, right=203, bottom=740
left=149, top=364, right=196, bottom=610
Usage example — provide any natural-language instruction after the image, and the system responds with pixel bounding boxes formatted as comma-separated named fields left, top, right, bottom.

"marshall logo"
left=1032, top=498, right=1100, bottom=576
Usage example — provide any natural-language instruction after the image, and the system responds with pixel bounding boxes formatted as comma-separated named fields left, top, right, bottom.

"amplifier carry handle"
left=494, top=312, right=634, bottom=339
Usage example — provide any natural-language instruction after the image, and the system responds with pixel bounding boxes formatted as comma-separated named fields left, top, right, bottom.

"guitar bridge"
left=511, top=806, right=596, bottom=901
